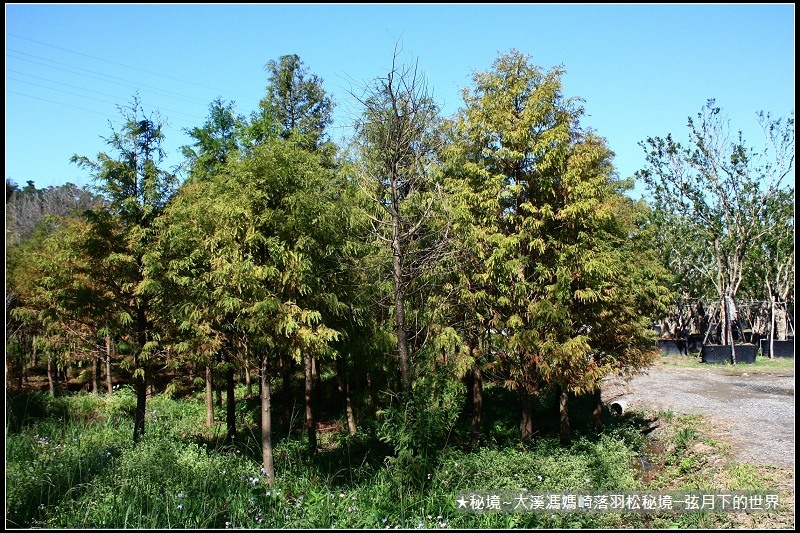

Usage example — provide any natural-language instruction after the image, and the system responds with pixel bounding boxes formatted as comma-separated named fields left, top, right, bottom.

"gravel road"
left=602, top=363, right=795, bottom=469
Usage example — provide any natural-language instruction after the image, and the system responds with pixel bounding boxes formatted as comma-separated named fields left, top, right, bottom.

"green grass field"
left=5, top=383, right=793, bottom=529
left=657, top=353, right=795, bottom=373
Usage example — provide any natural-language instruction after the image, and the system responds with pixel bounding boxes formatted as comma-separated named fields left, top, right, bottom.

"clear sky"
left=5, top=4, right=795, bottom=200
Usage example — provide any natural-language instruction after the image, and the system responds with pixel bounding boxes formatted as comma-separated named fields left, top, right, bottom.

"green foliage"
left=376, top=365, right=465, bottom=486
left=9, top=49, right=790, bottom=530
left=637, top=100, right=794, bottom=308
left=252, top=54, right=334, bottom=149
left=5, top=394, right=133, bottom=527
left=442, top=49, right=672, bottom=437
left=161, top=131, right=348, bottom=353
left=5, top=388, right=788, bottom=529
left=180, top=97, right=244, bottom=181
left=724, top=463, right=770, bottom=491
left=7, top=391, right=65, bottom=432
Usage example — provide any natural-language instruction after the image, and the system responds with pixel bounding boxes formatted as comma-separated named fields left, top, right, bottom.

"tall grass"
left=658, top=354, right=795, bottom=371
left=5, top=384, right=789, bottom=528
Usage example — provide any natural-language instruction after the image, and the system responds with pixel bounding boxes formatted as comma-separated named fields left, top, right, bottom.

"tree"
left=181, top=97, right=244, bottom=181
left=70, top=94, right=177, bottom=442
left=155, top=176, right=227, bottom=430
left=440, top=113, right=509, bottom=447
left=637, top=100, right=794, bottom=361
left=253, top=54, right=339, bottom=451
left=6, top=181, right=104, bottom=389
left=161, top=131, right=346, bottom=482
left=248, top=53, right=334, bottom=150
left=8, top=216, right=113, bottom=395
left=350, top=49, right=447, bottom=393
left=756, top=187, right=794, bottom=352
left=6, top=181, right=102, bottom=244
left=448, top=49, right=670, bottom=443
left=174, top=97, right=248, bottom=430
left=448, top=49, right=577, bottom=442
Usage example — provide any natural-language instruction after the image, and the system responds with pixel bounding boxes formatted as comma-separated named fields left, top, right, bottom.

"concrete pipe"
left=609, top=399, right=628, bottom=416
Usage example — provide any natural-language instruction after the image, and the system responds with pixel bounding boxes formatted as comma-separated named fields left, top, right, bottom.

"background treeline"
left=6, top=49, right=794, bottom=487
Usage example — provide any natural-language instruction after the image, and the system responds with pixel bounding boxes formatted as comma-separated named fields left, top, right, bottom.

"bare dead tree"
left=348, top=47, right=450, bottom=391
left=639, top=101, right=794, bottom=359
left=6, top=182, right=103, bottom=244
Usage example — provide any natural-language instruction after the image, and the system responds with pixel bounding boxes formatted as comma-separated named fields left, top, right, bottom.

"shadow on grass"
left=179, top=380, right=661, bottom=495
left=467, top=385, right=657, bottom=449
left=6, top=390, right=71, bottom=433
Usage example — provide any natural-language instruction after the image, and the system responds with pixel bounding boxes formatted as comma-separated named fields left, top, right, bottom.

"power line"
left=5, top=31, right=364, bottom=188
left=6, top=90, right=201, bottom=149
left=7, top=71, right=208, bottom=124
left=6, top=90, right=116, bottom=119
left=7, top=49, right=216, bottom=108
left=8, top=73, right=135, bottom=109
left=6, top=37, right=358, bottom=135
left=7, top=32, right=258, bottom=102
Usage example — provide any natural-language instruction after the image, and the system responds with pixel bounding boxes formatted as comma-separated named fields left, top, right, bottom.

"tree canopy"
left=9, top=50, right=788, bottom=467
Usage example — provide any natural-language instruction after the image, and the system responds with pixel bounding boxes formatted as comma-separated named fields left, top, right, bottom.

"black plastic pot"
left=759, top=339, right=795, bottom=358
left=701, top=344, right=757, bottom=364
left=657, top=339, right=688, bottom=356
left=734, top=344, right=757, bottom=364
left=687, top=334, right=704, bottom=354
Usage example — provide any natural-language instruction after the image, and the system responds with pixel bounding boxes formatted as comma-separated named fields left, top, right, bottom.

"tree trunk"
left=133, top=370, right=146, bottom=443
left=344, top=387, right=356, bottom=436
left=225, top=358, right=236, bottom=444
left=312, top=356, right=322, bottom=417
left=280, top=353, right=292, bottom=431
left=470, top=366, right=483, bottom=448
left=770, top=298, right=776, bottom=359
left=464, top=366, right=474, bottom=417
left=105, top=335, right=113, bottom=395
left=304, top=354, right=317, bottom=453
left=520, top=389, right=534, bottom=443
left=393, top=216, right=410, bottom=392
left=47, top=354, right=55, bottom=396
left=558, top=386, right=571, bottom=446
left=205, top=365, right=214, bottom=427
left=725, top=296, right=737, bottom=364
left=133, top=306, right=148, bottom=444
left=336, top=356, right=357, bottom=435
left=775, top=303, right=787, bottom=340
left=260, top=352, right=275, bottom=488
left=92, top=353, right=99, bottom=393
left=244, top=359, right=252, bottom=397
left=593, top=387, right=603, bottom=434
left=344, top=365, right=357, bottom=435
left=25, top=336, right=35, bottom=383
left=394, top=293, right=410, bottom=391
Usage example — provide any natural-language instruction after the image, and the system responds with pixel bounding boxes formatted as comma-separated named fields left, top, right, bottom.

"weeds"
left=5, top=387, right=792, bottom=529
left=658, top=354, right=795, bottom=372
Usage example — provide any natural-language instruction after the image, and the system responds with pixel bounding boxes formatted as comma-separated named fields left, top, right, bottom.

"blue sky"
left=5, top=4, right=795, bottom=200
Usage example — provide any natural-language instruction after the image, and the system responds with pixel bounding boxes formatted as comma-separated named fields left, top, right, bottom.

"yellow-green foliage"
left=443, top=49, right=672, bottom=406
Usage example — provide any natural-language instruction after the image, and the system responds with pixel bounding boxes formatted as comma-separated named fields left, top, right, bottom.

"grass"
left=626, top=408, right=794, bottom=529
left=5, top=383, right=794, bottom=529
left=656, top=353, right=795, bottom=373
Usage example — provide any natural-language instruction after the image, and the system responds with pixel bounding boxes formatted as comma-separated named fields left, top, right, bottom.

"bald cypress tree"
left=70, top=94, right=177, bottom=443
left=448, top=50, right=671, bottom=443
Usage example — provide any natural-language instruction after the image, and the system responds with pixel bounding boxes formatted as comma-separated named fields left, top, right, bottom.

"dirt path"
left=602, top=362, right=795, bottom=469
